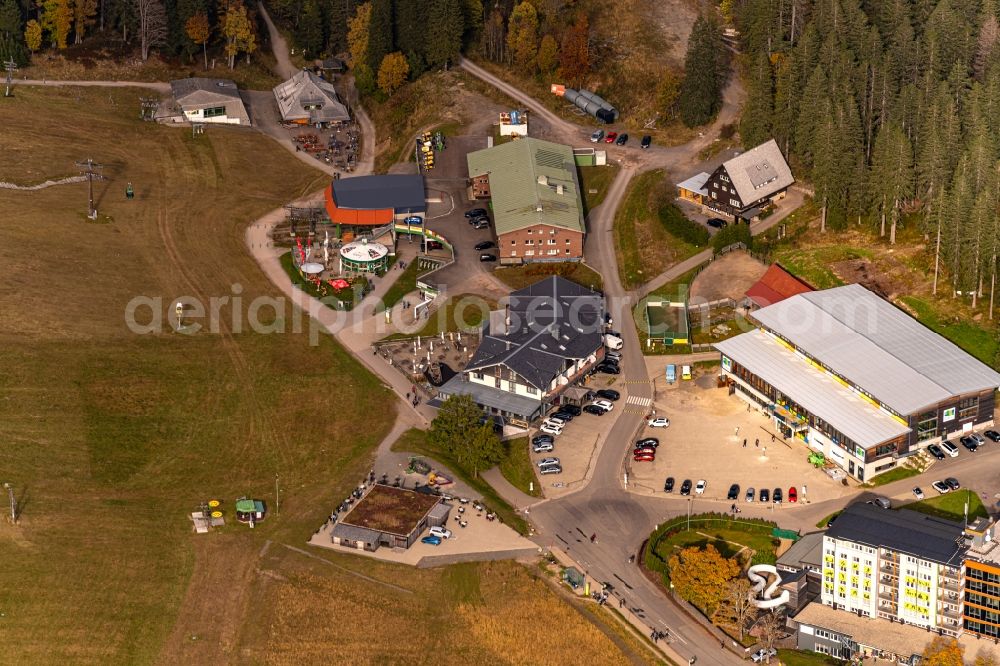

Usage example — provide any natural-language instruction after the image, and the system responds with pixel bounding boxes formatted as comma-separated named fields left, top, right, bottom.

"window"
left=525, top=250, right=534, bottom=256
left=510, top=240, right=516, bottom=245
left=550, top=229, right=555, bottom=235
left=510, top=250, right=517, bottom=256
left=524, top=239, right=534, bottom=245
left=874, top=441, right=896, bottom=458
left=547, top=239, right=556, bottom=245
left=548, top=249, right=558, bottom=255
left=713, top=182, right=719, bottom=188
left=565, top=239, right=571, bottom=244
left=917, top=412, right=938, bottom=441
left=720, top=174, right=729, bottom=182
left=711, top=191, right=718, bottom=199
left=203, top=106, right=226, bottom=118
left=525, top=385, right=537, bottom=395
left=527, top=229, right=532, bottom=234
left=729, top=198, right=740, bottom=207
left=564, top=248, right=570, bottom=254
left=959, top=396, right=979, bottom=421
left=473, top=372, right=484, bottom=380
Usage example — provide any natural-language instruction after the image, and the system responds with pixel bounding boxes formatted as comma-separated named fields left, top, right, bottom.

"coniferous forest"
left=732, top=0, right=1000, bottom=303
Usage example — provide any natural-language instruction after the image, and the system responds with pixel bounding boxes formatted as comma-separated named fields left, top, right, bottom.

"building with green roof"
left=467, top=138, right=585, bottom=264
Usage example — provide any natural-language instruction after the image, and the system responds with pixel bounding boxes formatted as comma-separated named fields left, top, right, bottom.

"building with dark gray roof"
left=272, top=69, right=350, bottom=125
left=820, top=503, right=966, bottom=636
left=323, top=174, right=426, bottom=227
left=157, top=78, right=250, bottom=126
left=436, top=276, right=606, bottom=425
left=716, top=283, right=1000, bottom=482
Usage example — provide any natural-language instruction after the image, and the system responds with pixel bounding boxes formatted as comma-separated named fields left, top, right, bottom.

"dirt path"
left=259, top=3, right=297, bottom=80
left=18, top=79, right=169, bottom=91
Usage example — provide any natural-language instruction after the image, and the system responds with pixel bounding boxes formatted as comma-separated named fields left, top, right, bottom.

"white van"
left=940, top=439, right=960, bottom=458
left=604, top=334, right=623, bottom=350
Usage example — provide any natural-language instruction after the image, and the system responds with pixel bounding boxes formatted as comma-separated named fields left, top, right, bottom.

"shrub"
left=712, top=222, right=752, bottom=253
left=658, top=201, right=710, bottom=246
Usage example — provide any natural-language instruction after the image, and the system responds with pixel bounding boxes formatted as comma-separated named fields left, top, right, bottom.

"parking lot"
left=626, top=371, right=857, bottom=509
left=528, top=376, right=636, bottom=500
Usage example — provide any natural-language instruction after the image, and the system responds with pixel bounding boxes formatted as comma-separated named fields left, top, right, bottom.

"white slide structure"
left=747, top=564, right=790, bottom=609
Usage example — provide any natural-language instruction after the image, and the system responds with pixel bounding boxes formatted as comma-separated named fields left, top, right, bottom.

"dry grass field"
left=0, top=85, right=642, bottom=665
left=239, top=550, right=636, bottom=665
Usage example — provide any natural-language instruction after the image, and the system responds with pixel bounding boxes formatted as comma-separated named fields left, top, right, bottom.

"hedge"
left=659, top=201, right=710, bottom=246
left=711, top=222, right=753, bottom=253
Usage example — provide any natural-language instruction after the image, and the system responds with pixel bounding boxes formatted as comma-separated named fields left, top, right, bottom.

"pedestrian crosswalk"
left=625, top=395, right=652, bottom=407
left=620, top=379, right=652, bottom=385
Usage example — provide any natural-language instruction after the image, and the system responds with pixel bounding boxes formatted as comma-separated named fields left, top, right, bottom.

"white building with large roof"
left=716, top=283, right=1000, bottom=481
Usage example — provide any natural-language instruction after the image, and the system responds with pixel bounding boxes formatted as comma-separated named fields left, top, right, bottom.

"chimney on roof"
left=537, top=175, right=548, bottom=186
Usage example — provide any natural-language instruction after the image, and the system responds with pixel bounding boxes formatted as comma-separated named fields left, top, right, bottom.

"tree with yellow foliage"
left=377, top=51, right=409, bottom=96
left=921, top=637, right=965, bottom=666
left=24, top=19, right=42, bottom=53
left=667, top=545, right=740, bottom=615
left=347, top=3, right=374, bottom=93
left=40, top=0, right=72, bottom=49
left=184, top=12, right=210, bottom=70
left=73, top=0, right=97, bottom=43
left=222, top=0, right=255, bottom=69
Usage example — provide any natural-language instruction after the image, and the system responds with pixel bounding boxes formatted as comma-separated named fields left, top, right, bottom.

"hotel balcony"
left=938, top=605, right=963, bottom=620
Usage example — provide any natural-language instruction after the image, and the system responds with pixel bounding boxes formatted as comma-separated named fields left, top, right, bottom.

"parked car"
left=680, top=479, right=692, bottom=496
left=640, top=135, right=652, bottom=149
left=539, top=465, right=562, bottom=475
left=745, top=487, right=755, bottom=503
left=932, top=480, right=951, bottom=494
left=590, top=129, right=605, bottom=142
left=465, top=208, right=487, bottom=218
left=945, top=477, right=961, bottom=490
left=591, top=399, right=615, bottom=412
left=615, top=133, right=629, bottom=146
left=551, top=411, right=575, bottom=422
left=971, top=433, right=986, bottom=446
left=960, top=435, right=979, bottom=451
left=868, top=497, right=891, bottom=509
left=633, top=446, right=657, bottom=456
left=559, top=404, right=582, bottom=416
left=604, top=132, right=618, bottom=143
left=421, top=535, right=442, bottom=546
left=695, top=479, right=707, bottom=495
left=636, top=437, right=659, bottom=448
left=532, top=434, right=553, bottom=446
left=985, top=430, right=1000, bottom=442
left=940, top=439, right=960, bottom=457
left=752, top=648, right=777, bottom=663
left=759, top=488, right=770, bottom=503
left=537, top=457, right=560, bottom=468
left=604, top=350, right=622, bottom=362
left=707, top=217, right=728, bottom=229
left=545, top=415, right=569, bottom=426
left=479, top=253, right=497, bottom=262
left=727, top=484, right=740, bottom=501
left=788, top=487, right=797, bottom=503
left=540, top=422, right=563, bottom=436
left=582, top=404, right=607, bottom=416
left=912, top=487, right=925, bottom=500
left=773, top=487, right=782, bottom=504
left=424, top=240, right=443, bottom=251
left=593, top=362, right=620, bottom=375
left=473, top=219, right=491, bottom=229
left=429, top=526, right=452, bottom=539
left=474, top=240, right=495, bottom=251
left=927, top=444, right=946, bottom=460
left=664, top=477, right=675, bottom=493
left=633, top=453, right=656, bottom=462
left=648, top=417, right=670, bottom=428
left=596, top=389, right=620, bottom=401
left=532, top=441, right=554, bottom=453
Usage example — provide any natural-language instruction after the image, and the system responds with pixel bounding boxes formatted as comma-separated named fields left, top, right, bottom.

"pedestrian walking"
left=755, top=438, right=759, bottom=447
left=771, top=433, right=776, bottom=442
left=590, top=533, right=596, bottom=543
left=743, top=438, right=747, bottom=448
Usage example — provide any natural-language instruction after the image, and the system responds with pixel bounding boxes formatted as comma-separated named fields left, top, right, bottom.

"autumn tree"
left=536, top=33, right=557, bottom=75
left=40, top=0, right=72, bottom=49
left=481, top=8, right=504, bottom=62
left=135, top=0, right=167, bottom=60
left=506, top=1, right=538, bottom=70
left=73, top=0, right=97, bottom=43
left=667, top=545, right=740, bottom=615
left=713, top=577, right=758, bottom=640
left=974, top=649, right=999, bottom=666
left=347, top=2, right=375, bottom=92
left=655, top=69, right=681, bottom=120
left=558, top=13, right=589, bottom=87
left=24, top=19, right=41, bottom=53
left=222, top=0, right=255, bottom=69
left=921, top=637, right=965, bottom=666
left=377, top=51, right=409, bottom=95
left=755, top=609, right=785, bottom=659
left=184, top=12, right=209, bottom=69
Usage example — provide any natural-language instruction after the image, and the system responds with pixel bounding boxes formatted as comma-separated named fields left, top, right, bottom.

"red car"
left=633, top=447, right=657, bottom=456
left=633, top=453, right=656, bottom=462
left=788, top=487, right=797, bottom=503
left=604, top=132, right=618, bottom=144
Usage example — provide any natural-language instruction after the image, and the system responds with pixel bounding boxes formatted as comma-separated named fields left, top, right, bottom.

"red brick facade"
left=497, top=224, right=585, bottom=263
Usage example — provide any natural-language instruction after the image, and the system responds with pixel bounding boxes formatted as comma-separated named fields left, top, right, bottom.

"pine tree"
left=394, top=0, right=425, bottom=70
left=366, top=0, right=392, bottom=74
left=425, top=0, right=462, bottom=69
left=0, top=0, right=21, bottom=38
left=298, top=0, right=323, bottom=57
left=740, top=50, right=774, bottom=149
left=869, top=121, right=913, bottom=243
left=678, top=14, right=726, bottom=127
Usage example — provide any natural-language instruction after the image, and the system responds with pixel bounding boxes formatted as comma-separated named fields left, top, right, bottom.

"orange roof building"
left=323, top=175, right=426, bottom=226
left=744, top=263, right=814, bottom=309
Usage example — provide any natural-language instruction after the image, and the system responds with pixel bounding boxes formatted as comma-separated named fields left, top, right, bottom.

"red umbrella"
left=330, top=279, right=350, bottom=289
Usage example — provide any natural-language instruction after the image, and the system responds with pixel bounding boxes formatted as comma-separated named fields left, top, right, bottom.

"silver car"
left=745, top=487, right=755, bottom=503
left=539, top=465, right=562, bottom=475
